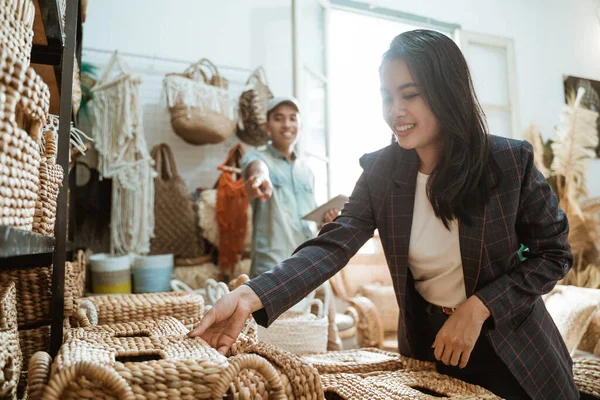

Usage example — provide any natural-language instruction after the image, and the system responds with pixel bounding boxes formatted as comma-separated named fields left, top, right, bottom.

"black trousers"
left=420, top=304, right=531, bottom=400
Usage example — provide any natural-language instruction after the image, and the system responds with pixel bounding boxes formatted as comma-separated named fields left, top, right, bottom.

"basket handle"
left=183, top=58, right=224, bottom=86
left=27, top=351, right=53, bottom=400
left=205, top=279, right=230, bottom=305
left=245, top=66, right=269, bottom=86
left=43, top=362, right=135, bottom=400
left=213, top=354, right=286, bottom=399
left=304, top=298, right=324, bottom=319
left=170, top=279, right=194, bottom=293
left=74, top=299, right=98, bottom=327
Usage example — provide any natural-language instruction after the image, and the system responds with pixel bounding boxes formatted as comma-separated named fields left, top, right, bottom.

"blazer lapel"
left=459, top=200, right=487, bottom=297
left=388, top=147, right=419, bottom=355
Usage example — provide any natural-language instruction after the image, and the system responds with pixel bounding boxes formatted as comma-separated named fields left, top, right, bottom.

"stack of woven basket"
left=0, top=255, right=86, bottom=397
left=0, top=282, right=22, bottom=400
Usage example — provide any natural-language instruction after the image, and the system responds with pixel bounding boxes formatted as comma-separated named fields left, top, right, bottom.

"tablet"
left=302, top=194, right=349, bottom=223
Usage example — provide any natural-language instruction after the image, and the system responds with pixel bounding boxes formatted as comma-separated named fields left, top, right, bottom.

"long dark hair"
left=382, top=29, right=499, bottom=228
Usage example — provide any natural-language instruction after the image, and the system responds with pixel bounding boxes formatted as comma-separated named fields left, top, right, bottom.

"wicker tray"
left=35, top=317, right=287, bottom=399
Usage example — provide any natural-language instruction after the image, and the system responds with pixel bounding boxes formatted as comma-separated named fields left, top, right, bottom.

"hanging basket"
left=150, top=143, right=205, bottom=258
left=164, top=58, right=236, bottom=145
left=237, top=66, right=273, bottom=146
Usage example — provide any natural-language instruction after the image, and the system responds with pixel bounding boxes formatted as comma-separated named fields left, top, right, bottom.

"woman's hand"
left=432, top=295, right=490, bottom=368
left=188, top=285, right=264, bottom=355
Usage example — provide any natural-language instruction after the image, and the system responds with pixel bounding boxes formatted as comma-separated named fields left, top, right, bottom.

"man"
left=241, top=96, right=341, bottom=350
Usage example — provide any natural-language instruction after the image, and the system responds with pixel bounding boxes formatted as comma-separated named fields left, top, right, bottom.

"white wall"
left=364, top=0, right=600, bottom=195
left=82, top=0, right=293, bottom=189
left=82, top=0, right=600, bottom=194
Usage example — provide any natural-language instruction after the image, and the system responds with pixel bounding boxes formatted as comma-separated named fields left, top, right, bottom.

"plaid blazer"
left=248, top=135, right=578, bottom=399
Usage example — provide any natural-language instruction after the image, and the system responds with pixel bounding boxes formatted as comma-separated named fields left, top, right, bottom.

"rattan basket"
left=0, top=266, right=51, bottom=326
left=302, top=348, right=405, bottom=375
left=0, top=282, right=22, bottom=400
left=72, top=291, right=205, bottom=328
left=35, top=317, right=287, bottom=399
left=0, top=0, right=35, bottom=66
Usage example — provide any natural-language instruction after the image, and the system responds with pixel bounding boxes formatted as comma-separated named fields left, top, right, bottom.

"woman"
left=189, top=30, right=577, bottom=400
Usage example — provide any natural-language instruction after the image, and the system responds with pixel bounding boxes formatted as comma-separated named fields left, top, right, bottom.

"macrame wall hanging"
left=91, top=51, right=155, bottom=255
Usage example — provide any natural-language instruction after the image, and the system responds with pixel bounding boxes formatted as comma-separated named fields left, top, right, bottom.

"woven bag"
left=0, top=282, right=22, bottom=400
left=32, top=129, right=63, bottom=236
left=163, top=58, right=236, bottom=145
left=257, top=298, right=329, bottom=355
left=36, top=317, right=287, bottom=400
left=237, top=66, right=273, bottom=146
left=149, top=143, right=204, bottom=259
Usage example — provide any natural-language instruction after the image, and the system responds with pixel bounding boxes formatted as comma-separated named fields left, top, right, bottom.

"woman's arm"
left=474, top=140, right=573, bottom=329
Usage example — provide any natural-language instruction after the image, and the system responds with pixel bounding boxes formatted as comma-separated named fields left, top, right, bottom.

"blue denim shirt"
left=241, top=145, right=318, bottom=277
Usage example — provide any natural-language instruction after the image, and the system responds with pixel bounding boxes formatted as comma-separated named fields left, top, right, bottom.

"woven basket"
left=256, top=298, right=329, bottom=355
left=0, top=282, right=18, bottom=332
left=0, top=266, right=51, bottom=326
left=38, top=317, right=287, bottom=399
left=25, top=351, right=52, bottom=400
left=574, top=357, right=600, bottom=397
left=72, top=291, right=205, bottom=328
left=230, top=334, right=324, bottom=399
left=0, top=282, right=22, bottom=400
left=302, top=348, right=405, bottom=375
left=237, top=67, right=273, bottom=146
left=164, top=58, right=236, bottom=145
left=0, top=324, right=22, bottom=400
left=320, top=368, right=500, bottom=400
left=150, top=143, right=204, bottom=258
left=32, top=129, right=63, bottom=236
left=17, top=324, right=50, bottom=397
left=0, top=48, right=41, bottom=230
left=0, top=0, right=35, bottom=66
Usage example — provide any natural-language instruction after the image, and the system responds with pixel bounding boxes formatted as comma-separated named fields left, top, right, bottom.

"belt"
left=425, top=302, right=457, bottom=315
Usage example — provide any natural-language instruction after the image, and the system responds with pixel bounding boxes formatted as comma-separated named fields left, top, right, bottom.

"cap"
left=267, top=96, right=300, bottom=115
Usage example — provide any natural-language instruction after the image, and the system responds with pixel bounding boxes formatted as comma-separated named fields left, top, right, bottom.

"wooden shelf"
left=0, top=226, right=55, bottom=259
left=30, top=0, right=64, bottom=66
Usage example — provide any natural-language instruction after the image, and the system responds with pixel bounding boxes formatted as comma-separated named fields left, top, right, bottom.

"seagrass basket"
left=0, top=282, right=22, bottom=400
left=72, top=291, right=205, bottom=328
left=33, top=317, right=287, bottom=399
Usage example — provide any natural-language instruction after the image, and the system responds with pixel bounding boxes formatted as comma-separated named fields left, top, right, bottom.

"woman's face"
left=380, top=58, right=441, bottom=151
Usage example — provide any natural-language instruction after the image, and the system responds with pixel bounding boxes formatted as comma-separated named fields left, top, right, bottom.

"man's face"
left=264, top=103, right=300, bottom=151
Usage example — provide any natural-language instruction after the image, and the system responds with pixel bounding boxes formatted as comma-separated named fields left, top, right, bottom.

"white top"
left=408, top=172, right=468, bottom=308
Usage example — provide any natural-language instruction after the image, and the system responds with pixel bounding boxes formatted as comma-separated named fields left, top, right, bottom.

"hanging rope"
left=91, top=52, right=155, bottom=255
